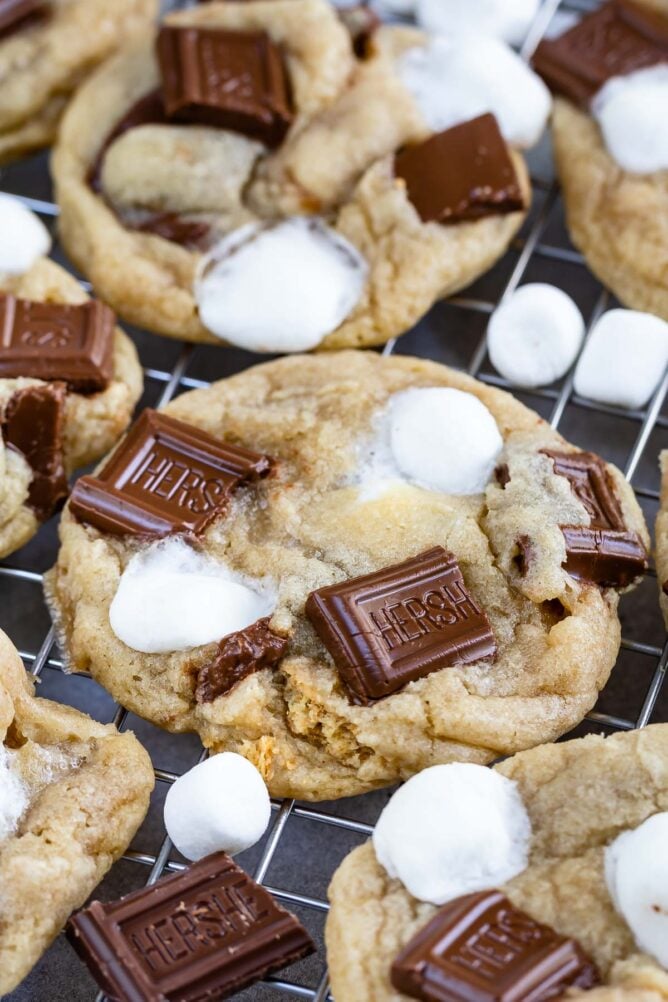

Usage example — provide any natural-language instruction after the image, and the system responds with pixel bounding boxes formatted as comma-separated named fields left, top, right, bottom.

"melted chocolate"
left=87, top=89, right=166, bottom=193
left=0, top=0, right=45, bottom=38
left=337, top=4, right=380, bottom=58
left=2, top=384, right=68, bottom=521
left=132, top=212, right=211, bottom=249
left=196, top=617, right=288, bottom=702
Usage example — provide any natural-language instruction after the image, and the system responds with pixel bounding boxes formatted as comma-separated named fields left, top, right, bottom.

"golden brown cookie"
left=0, top=628, right=154, bottom=995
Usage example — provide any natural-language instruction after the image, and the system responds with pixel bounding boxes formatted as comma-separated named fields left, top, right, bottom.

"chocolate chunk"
left=544, top=450, right=648, bottom=587
left=513, top=535, right=535, bottom=577
left=533, top=0, right=668, bottom=106
left=132, top=212, right=212, bottom=249
left=196, top=616, right=288, bottom=703
left=495, top=462, right=511, bottom=488
left=157, top=25, right=294, bottom=147
left=2, top=384, right=68, bottom=521
left=67, top=851, right=315, bottom=1001
left=0, top=294, right=115, bottom=393
left=394, top=114, right=525, bottom=226
left=663, top=580, right=668, bottom=596
left=391, top=890, right=600, bottom=1001
left=87, top=89, right=167, bottom=192
left=305, top=546, right=496, bottom=704
left=69, top=409, right=273, bottom=538
left=0, top=0, right=44, bottom=36
left=337, top=4, right=380, bottom=58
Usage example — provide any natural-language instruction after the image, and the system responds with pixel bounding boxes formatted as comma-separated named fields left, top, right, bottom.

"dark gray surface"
left=2, top=0, right=668, bottom=999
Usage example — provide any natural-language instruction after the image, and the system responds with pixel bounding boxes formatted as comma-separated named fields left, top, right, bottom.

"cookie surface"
left=326, top=725, right=668, bottom=1002
left=0, top=257, right=143, bottom=559
left=47, top=352, right=648, bottom=801
left=0, top=628, right=154, bottom=995
left=52, top=1, right=529, bottom=349
left=0, top=0, right=157, bottom=164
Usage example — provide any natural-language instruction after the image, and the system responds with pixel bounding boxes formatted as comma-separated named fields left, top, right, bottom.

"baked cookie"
left=0, top=0, right=157, bottom=165
left=0, top=627, right=154, bottom=995
left=533, top=0, right=668, bottom=322
left=326, top=724, right=668, bottom=1002
left=0, top=256, right=143, bottom=559
left=46, top=352, right=648, bottom=801
left=52, top=0, right=535, bottom=351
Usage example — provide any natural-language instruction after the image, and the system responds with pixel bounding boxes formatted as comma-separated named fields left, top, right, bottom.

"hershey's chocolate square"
left=395, top=114, right=525, bottom=225
left=67, top=851, right=315, bottom=1001
left=532, top=0, right=668, bottom=105
left=391, top=890, right=600, bottom=1002
left=69, top=409, right=273, bottom=538
left=157, top=25, right=294, bottom=147
left=0, top=0, right=44, bottom=34
left=305, top=546, right=496, bottom=704
left=0, top=294, right=115, bottom=393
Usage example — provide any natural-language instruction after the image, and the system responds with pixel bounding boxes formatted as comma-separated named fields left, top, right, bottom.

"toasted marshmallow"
left=0, top=193, right=51, bottom=275
left=592, top=65, right=668, bottom=174
left=416, top=0, right=540, bottom=47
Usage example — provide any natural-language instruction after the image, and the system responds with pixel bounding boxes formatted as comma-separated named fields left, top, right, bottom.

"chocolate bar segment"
left=391, top=890, right=600, bottom=1002
left=394, top=114, right=525, bottom=226
left=69, top=409, right=273, bottom=538
left=157, top=25, right=294, bottom=147
left=306, top=546, right=496, bottom=704
left=2, top=384, right=69, bottom=521
left=0, top=0, right=44, bottom=36
left=196, top=617, right=288, bottom=703
left=0, top=294, right=115, bottom=393
left=542, top=449, right=624, bottom=531
left=533, top=0, right=668, bottom=106
left=67, top=851, right=315, bottom=1001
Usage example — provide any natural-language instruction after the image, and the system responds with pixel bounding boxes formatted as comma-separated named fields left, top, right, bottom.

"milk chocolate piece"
left=67, top=851, right=315, bottom=1001
left=132, top=212, right=211, bottom=249
left=544, top=450, right=648, bottom=587
left=306, top=546, right=496, bottom=704
left=337, top=4, right=379, bottom=58
left=88, top=89, right=166, bottom=192
left=533, top=0, right=668, bottom=106
left=196, top=617, right=288, bottom=703
left=2, top=384, right=68, bottom=521
left=157, top=25, right=294, bottom=147
left=394, top=114, right=525, bottom=225
left=0, top=294, right=115, bottom=393
left=0, top=0, right=44, bottom=36
left=69, top=409, right=273, bottom=538
left=391, top=890, right=600, bottom=1002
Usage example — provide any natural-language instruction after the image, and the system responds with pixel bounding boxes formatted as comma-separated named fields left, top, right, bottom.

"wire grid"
left=1, top=0, right=668, bottom=997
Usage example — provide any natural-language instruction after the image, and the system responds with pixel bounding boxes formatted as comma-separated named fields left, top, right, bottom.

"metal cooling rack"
left=2, top=0, right=668, bottom=997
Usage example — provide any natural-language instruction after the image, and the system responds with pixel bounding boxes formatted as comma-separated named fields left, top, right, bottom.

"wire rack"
left=2, top=0, right=668, bottom=998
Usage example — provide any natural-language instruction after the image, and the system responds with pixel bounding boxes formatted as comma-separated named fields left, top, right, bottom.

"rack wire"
left=2, top=0, right=667, bottom=997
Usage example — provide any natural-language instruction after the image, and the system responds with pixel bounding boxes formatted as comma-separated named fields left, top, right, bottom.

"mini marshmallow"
left=592, top=65, right=668, bottom=174
left=109, top=537, right=275, bottom=654
left=0, top=745, right=28, bottom=842
left=605, top=812, right=668, bottom=968
left=164, top=753, right=271, bottom=860
left=398, top=35, right=551, bottom=148
left=373, top=763, right=531, bottom=905
left=488, top=283, right=585, bottom=388
left=574, top=309, right=668, bottom=410
left=416, top=0, right=540, bottom=47
left=386, top=387, right=503, bottom=495
left=195, top=218, right=368, bottom=353
left=0, top=193, right=51, bottom=275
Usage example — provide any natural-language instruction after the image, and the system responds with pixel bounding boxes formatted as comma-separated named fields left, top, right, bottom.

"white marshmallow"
left=0, top=193, right=51, bottom=275
left=592, top=65, right=668, bottom=174
left=109, top=537, right=275, bottom=654
left=386, top=387, right=503, bottom=495
left=605, top=812, right=668, bottom=968
left=574, top=309, right=668, bottom=410
left=195, top=218, right=368, bottom=353
left=416, top=0, right=540, bottom=47
left=164, top=753, right=271, bottom=860
left=487, top=284, right=585, bottom=388
left=397, top=35, right=551, bottom=148
left=373, top=763, right=531, bottom=904
left=0, top=745, right=28, bottom=841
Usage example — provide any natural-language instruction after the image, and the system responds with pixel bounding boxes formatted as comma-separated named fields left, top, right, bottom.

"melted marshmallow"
left=385, top=387, right=503, bottom=495
left=574, top=309, right=668, bottom=410
left=416, top=0, right=540, bottom=47
left=592, top=65, right=668, bottom=174
left=164, top=753, right=271, bottom=860
left=605, top=813, right=668, bottom=968
left=0, top=193, right=51, bottom=275
left=398, top=35, right=551, bottom=148
left=109, top=538, right=275, bottom=654
left=488, top=283, right=585, bottom=388
left=0, top=745, right=28, bottom=841
left=373, top=764, right=531, bottom=904
left=195, top=218, right=368, bottom=353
